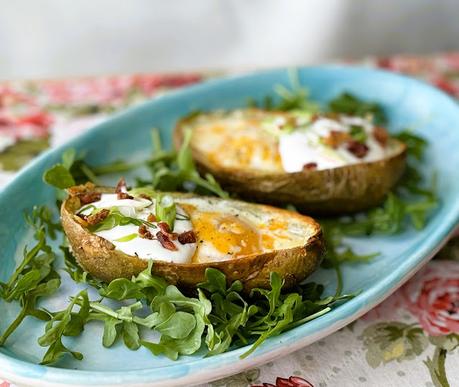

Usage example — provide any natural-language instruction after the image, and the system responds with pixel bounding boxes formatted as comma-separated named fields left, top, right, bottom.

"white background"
left=1, top=0, right=459, bottom=80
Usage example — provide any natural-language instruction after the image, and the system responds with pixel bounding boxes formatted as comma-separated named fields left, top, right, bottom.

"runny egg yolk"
left=188, top=211, right=262, bottom=263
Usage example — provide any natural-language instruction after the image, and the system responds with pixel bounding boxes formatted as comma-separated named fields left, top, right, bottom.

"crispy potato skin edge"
left=174, top=116, right=407, bottom=215
left=61, top=189, right=324, bottom=291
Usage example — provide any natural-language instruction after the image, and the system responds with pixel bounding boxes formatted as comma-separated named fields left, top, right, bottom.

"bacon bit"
left=311, top=112, right=340, bottom=122
left=178, top=230, right=197, bottom=245
left=78, top=191, right=101, bottom=205
left=139, top=193, right=152, bottom=200
left=373, top=126, right=389, bottom=146
left=67, top=182, right=96, bottom=197
left=156, top=231, right=178, bottom=251
left=158, top=221, right=178, bottom=240
left=138, top=224, right=154, bottom=240
left=157, top=221, right=171, bottom=233
left=117, top=191, right=134, bottom=200
left=346, top=140, right=369, bottom=158
left=323, top=130, right=351, bottom=148
left=85, top=209, right=110, bottom=225
left=147, top=213, right=157, bottom=222
left=323, top=112, right=340, bottom=120
left=115, top=177, right=128, bottom=193
left=302, top=162, right=317, bottom=171
left=310, top=113, right=320, bottom=122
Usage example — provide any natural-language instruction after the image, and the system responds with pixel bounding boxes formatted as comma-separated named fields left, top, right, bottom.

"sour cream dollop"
left=278, top=116, right=388, bottom=172
left=80, top=194, right=196, bottom=263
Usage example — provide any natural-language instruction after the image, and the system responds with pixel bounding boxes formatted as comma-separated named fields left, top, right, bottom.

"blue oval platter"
left=0, top=66, right=458, bottom=386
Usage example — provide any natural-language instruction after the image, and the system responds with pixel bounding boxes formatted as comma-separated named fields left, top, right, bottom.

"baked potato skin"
left=174, top=116, right=407, bottom=214
left=61, top=187, right=324, bottom=291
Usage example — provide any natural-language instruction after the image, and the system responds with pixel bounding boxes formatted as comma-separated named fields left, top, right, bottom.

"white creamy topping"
left=278, top=116, right=387, bottom=172
left=83, top=194, right=196, bottom=263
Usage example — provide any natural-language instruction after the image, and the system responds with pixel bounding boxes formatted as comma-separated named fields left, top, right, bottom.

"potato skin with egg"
left=61, top=185, right=324, bottom=291
left=174, top=109, right=407, bottom=214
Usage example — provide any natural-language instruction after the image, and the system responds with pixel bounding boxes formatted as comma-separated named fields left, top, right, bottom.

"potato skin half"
left=174, top=118, right=407, bottom=215
left=61, top=188, right=324, bottom=291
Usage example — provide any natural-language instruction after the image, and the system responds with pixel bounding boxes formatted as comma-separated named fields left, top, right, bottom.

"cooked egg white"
left=82, top=194, right=196, bottom=264
left=279, top=116, right=387, bottom=172
left=78, top=193, right=311, bottom=265
left=187, top=110, right=391, bottom=173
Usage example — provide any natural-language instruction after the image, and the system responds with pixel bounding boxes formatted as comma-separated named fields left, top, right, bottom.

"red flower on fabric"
left=401, top=261, right=459, bottom=336
left=0, top=381, right=11, bottom=387
left=252, top=376, right=314, bottom=387
left=40, top=74, right=202, bottom=105
left=376, top=55, right=434, bottom=74
left=0, top=87, right=51, bottom=141
left=430, top=76, right=459, bottom=97
left=442, top=52, right=459, bottom=70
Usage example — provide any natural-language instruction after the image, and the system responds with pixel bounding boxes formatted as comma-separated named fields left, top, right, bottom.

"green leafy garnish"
left=328, top=92, right=387, bottom=125
left=43, top=129, right=228, bottom=199
left=43, top=164, right=75, bottom=189
left=155, top=194, right=176, bottom=230
left=38, top=289, right=88, bottom=365
left=249, top=70, right=318, bottom=114
left=90, top=208, right=155, bottom=232
left=0, top=206, right=61, bottom=346
left=349, top=125, right=367, bottom=143
left=394, top=130, right=427, bottom=161
left=114, top=233, right=138, bottom=242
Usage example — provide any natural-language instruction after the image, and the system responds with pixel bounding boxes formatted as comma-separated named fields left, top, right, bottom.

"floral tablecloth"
left=1, top=53, right=459, bottom=387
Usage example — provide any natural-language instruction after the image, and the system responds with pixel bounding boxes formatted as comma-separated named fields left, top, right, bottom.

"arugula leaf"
left=0, top=207, right=61, bottom=346
left=328, top=92, right=387, bottom=125
left=61, top=245, right=104, bottom=289
left=89, top=208, right=154, bottom=232
left=99, top=278, right=145, bottom=300
left=394, top=130, right=428, bottom=161
left=38, top=290, right=89, bottom=364
left=146, top=128, right=229, bottom=198
left=43, top=128, right=229, bottom=200
left=43, top=164, right=75, bottom=189
left=349, top=125, right=367, bottom=143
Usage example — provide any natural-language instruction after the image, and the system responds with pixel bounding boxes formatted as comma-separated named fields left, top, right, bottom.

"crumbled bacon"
left=117, top=191, right=134, bottom=200
left=84, top=208, right=110, bottom=225
left=158, top=221, right=178, bottom=240
left=178, top=230, right=197, bottom=245
left=310, top=113, right=320, bottom=122
left=78, top=191, right=101, bottom=205
left=139, top=193, right=152, bottom=200
left=147, top=213, right=157, bottom=222
left=346, top=140, right=369, bottom=158
left=373, top=126, right=389, bottom=146
left=156, top=231, right=178, bottom=251
left=323, top=130, right=351, bottom=149
left=115, top=177, right=128, bottom=193
left=324, top=112, right=340, bottom=120
left=157, top=221, right=171, bottom=233
left=302, top=162, right=317, bottom=171
left=138, top=224, right=154, bottom=240
left=67, top=182, right=96, bottom=198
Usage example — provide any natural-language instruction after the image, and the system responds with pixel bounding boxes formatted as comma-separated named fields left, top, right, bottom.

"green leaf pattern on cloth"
left=361, top=322, right=429, bottom=367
